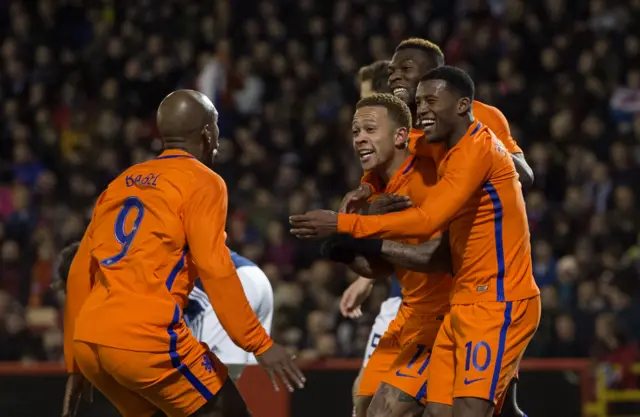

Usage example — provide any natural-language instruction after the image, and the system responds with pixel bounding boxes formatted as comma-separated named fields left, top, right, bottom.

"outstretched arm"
left=379, top=233, right=452, bottom=273
left=337, top=143, right=492, bottom=240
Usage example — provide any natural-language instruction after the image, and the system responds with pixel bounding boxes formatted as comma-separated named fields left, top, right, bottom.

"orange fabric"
left=74, top=337, right=228, bottom=417
left=338, top=121, right=539, bottom=304
left=357, top=146, right=450, bottom=402
left=426, top=297, right=540, bottom=406
left=64, top=149, right=272, bottom=374
left=408, top=100, right=522, bottom=160
left=380, top=312, right=443, bottom=405
left=359, top=141, right=451, bottom=314
left=358, top=307, right=442, bottom=404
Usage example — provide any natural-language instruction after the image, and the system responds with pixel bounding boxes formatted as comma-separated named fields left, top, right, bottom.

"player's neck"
left=377, top=148, right=411, bottom=183
left=163, top=138, right=196, bottom=157
left=444, top=114, right=474, bottom=149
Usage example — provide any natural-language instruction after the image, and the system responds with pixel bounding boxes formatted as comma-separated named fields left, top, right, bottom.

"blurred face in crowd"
left=555, top=314, right=575, bottom=341
left=415, top=79, right=470, bottom=141
left=388, top=48, right=434, bottom=106
left=352, top=105, right=406, bottom=171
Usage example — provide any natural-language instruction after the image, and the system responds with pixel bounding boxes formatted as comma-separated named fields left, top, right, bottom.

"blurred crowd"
left=1, top=0, right=640, bottom=379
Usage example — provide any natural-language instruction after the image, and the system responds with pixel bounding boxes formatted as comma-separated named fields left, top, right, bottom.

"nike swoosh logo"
left=395, top=370, right=416, bottom=378
left=463, top=377, right=485, bottom=385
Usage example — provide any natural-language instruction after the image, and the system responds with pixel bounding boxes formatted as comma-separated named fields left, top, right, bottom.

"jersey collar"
left=156, top=149, right=196, bottom=160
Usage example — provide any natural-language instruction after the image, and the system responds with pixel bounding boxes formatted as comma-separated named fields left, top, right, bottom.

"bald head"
left=157, top=89, right=218, bottom=140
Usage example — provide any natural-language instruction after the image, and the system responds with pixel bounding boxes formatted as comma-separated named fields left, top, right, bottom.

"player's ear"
left=394, top=126, right=409, bottom=149
left=457, top=97, right=471, bottom=115
left=201, top=125, right=213, bottom=146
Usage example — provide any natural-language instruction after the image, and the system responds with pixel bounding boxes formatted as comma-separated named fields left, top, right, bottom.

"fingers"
left=290, top=228, right=317, bottom=238
left=274, top=366, right=294, bottom=392
left=284, top=356, right=306, bottom=389
left=385, top=200, right=413, bottom=212
left=289, top=215, right=310, bottom=226
left=266, top=369, right=280, bottom=392
left=346, top=307, right=362, bottom=318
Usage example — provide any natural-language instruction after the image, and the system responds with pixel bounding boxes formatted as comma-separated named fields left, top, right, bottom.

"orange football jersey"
left=339, top=121, right=539, bottom=304
left=64, top=150, right=272, bottom=372
left=360, top=140, right=451, bottom=315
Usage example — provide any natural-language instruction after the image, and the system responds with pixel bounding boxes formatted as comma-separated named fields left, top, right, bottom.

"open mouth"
left=358, top=149, right=375, bottom=162
left=419, top=118, right=436, bottom=130
left=392, top=87, right=408, bottom=98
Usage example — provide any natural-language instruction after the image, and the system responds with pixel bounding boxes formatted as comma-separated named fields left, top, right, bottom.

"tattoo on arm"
left=380, top=233, right=452, bottom=273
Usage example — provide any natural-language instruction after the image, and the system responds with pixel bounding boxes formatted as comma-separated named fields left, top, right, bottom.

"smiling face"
left=415, top=79, right=470, bottom=141
left=352, top=106, right=404, bottom=171
left=388, top=48, right=437, bottom=107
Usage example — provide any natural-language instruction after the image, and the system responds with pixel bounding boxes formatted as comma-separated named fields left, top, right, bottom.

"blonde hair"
left=356, top=93, right=412, bottom=130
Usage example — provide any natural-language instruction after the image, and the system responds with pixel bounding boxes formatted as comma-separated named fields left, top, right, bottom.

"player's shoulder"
left=473, top=100, right=510, bottom=134
left=472, top=100, right=507, bottom=122
left=113, top=152, right=225, bottom=194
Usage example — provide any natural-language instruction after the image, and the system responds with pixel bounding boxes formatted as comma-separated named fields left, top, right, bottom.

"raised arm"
left=184, top=175, right=272, bottom=355
left=337, top=143, right=492, bottom=240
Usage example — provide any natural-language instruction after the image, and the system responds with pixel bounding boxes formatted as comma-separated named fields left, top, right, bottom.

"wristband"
left=320, top=234, right=357, bottom=264
left=353, top=238, right=383, bottom=256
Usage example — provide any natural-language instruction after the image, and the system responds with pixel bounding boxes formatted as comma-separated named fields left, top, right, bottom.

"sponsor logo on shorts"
left=476, top=285, right=489, bottom=292
left=463, top=377, right=485, bottom=385
left=395, top=370, right=416, bottom=378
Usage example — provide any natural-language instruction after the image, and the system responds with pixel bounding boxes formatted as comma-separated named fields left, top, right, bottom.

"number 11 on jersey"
left=101, top=196, right=145, bottom=266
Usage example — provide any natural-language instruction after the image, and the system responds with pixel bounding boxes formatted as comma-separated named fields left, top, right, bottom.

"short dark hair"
left=421, top=66, right=475, bottom=101
left=358, top=60, right=391, bottom=94
left=57, top=242, right=81, bottom=285
left=355, top=93, right=412, bottom=130
left=396, top=38, right=445, bottom=67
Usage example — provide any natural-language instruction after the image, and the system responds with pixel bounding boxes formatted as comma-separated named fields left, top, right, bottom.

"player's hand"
left=61, top=373, right=93, bottom=417
left=340, top=277, right=374, bottom=318
left=368, top=193, right=412, bottom=215
left=256, top=343, right=305, bottom=392
left=339, top=184, right=373, bottom=213
left=289, top=210, right=338, bottom=239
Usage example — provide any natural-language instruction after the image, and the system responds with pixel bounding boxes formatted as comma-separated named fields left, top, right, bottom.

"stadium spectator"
left=0, top=0, right=639, bottom=367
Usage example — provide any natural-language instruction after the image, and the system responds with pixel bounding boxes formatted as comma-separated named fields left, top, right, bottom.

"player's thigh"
left=359, top=330, right=401, bottom=397
left=451, top=297, right=540, bottom=404
left=452, top=397, right=494, bottom=417
left=73, top=341, right=158, bottom=417
left=368, top=382, right=424, bottom=417
left=98, top=336, right=231, bottom=417
left=382, top=319, right=441, bottom=406
left=190, top=377, right=251, bottom=417
left=426, top=314, right=455, bottom=408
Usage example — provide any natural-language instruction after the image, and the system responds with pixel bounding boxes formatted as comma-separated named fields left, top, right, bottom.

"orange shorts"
left=74, top=334, right=228, bottom=417
left=427, top=296, right=540, bottom=406
left=358, top=306, right=444, bottom=405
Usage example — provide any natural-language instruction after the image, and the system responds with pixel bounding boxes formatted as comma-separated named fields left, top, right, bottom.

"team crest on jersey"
left=201, top=354, right=215, bottom=373
left=491, top=134, right=507, bottom=156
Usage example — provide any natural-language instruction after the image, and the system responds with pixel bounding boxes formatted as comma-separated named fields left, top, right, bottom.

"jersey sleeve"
left=183, top=174, right=273, bottom=355
left=64, top=223, right=95, bottom=373
left=337, top=139, right=493, bottom=240
left=477, top=103, right=522, bottom=154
